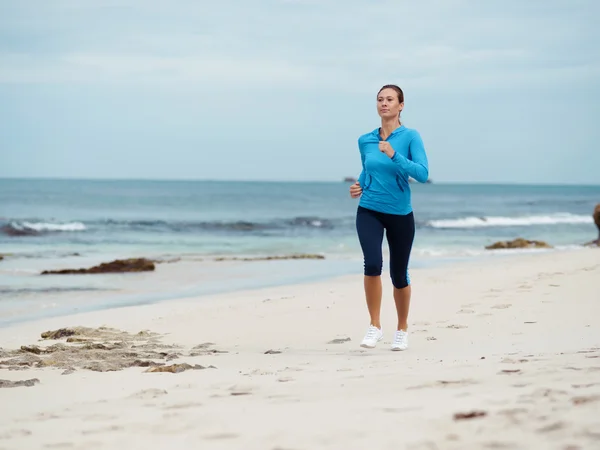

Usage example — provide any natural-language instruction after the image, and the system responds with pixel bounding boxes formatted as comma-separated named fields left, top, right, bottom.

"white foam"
left=16, top=221, right=87, bottom=232
left=427, top=213, right=592, bottom=229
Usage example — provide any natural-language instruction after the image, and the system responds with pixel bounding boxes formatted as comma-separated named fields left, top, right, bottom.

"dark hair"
left=377, top=84, right=404, bottom=103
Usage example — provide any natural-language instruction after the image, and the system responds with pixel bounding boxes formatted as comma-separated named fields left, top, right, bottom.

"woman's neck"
left=380, top=118, right=401, bottom=139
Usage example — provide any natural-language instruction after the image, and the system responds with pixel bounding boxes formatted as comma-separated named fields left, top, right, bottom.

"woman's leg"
left=385, top=212, right=415, bottom=347
left=356, top=207, right=385, bottom=330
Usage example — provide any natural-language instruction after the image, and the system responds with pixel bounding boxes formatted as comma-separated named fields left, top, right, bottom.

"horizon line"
left=0, top=176, right=599, bottom=187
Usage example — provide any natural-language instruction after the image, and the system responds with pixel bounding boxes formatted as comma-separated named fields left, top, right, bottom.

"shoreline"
left=0, top=245, right=583, bottom=328
left=1, top=247, right=599, bottom=448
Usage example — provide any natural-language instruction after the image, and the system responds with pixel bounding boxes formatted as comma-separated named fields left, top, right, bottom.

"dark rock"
left=132, top=360, right=165, bottom=368
left=485, top=238, right=552, bottom=250
left=584, top=204, right=600, bottom=247
left=40, top=258, right=155, bottom=275
left=0, top=378, right=40, bottom=388
left=144, top=363, right=207, bottom=373
left=20, top=345, right=43, bottom=355
left=42, top=328, right=77, bottom=339
left=0, top=224, right=39, bottom=236
left=189, top=343, right=228, bottom=356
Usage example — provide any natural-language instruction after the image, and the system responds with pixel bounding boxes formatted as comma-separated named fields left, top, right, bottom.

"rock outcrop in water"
left=40, top=258, right=155, bottom=275
left=485, top=238, right=552, bottom=250
left=0, top=224, right=39, bottom=237
left=0, top=326, right=220, bottom=375
left=584, top=203, right=600, bottom=247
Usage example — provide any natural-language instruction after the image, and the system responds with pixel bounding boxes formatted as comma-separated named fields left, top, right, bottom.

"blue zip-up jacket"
left=357, top=125, right=429, bottom=216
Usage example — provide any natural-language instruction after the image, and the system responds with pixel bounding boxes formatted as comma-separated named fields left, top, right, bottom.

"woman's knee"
left=364, top=259, right=383, bottom=276
left=391, top=270, right=410, bottom=289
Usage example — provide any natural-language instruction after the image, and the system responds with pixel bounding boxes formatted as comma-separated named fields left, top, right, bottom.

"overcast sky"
left=1, top=0, right=598, bottom=184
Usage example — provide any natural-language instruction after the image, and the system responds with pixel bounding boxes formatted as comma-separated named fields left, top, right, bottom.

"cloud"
left=0, top=0, right=598, bottom=93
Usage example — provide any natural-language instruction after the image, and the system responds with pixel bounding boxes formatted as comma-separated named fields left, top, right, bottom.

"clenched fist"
left=349, top=181, right=362, bottom=198
left=379, top=141, right=395, bottom=158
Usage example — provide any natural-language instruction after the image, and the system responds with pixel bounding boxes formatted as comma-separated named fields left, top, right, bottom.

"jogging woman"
left=349, top=84, right=429, bottom=351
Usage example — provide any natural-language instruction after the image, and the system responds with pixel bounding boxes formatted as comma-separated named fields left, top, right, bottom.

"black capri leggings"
left=355, top=206, right=415, bottom=289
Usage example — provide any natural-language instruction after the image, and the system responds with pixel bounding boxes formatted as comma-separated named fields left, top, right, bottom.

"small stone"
left=453, top=410, right=487, bottom=420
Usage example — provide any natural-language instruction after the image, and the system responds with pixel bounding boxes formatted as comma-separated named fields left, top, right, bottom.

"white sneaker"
left=360, top=325, right=383, bottom=348
left=391, top=330, right=408, bottom=351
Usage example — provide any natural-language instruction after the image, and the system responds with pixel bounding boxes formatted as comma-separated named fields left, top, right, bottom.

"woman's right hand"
left=349, top=182, right=362, bottom=198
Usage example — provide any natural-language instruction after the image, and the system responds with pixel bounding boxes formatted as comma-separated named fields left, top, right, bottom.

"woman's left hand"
left=379, top=141, right=395, bottom=158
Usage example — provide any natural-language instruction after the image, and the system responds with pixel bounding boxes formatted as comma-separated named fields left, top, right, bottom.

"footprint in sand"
left=280, top=366, right=303, bottom=373
left=501, top=358, right=529, bottom=364
left=499, top=369, right=521, bottom=375
left=573, top=383, right=599, bottom=389
left=228, top=385, right=254, bottom=396
left=572, top=395, right=600, bottom=405
left=327, top=337, right=351, bottom=344
left=203, top=433, right=240, bottom=440
left=414, top=321, right=431, bottom=326
left=128, top=389, right=168, bottom=400
left=497, top=407, right=529, bottom=417
left=81, top=425, right=124, bottom=435
left=382, top=406, right=422, bottom=413
left=44, top=443, right=75, bottom=449
left=492, top=304, right=512, bottom=309
left=0, top=429, right=32, bottom=439
left=244, top=369, right=275, bottom=376
left=536, top=422, right=566, bottom=433
left=162, top=402, right=203, bottom=410
left=445, top=324, right=468, bottom=329
left=457, top=309, right=475, bottom=314
left=82, top=414, right=119, bottom=422
left=277, top=377, right=294, bottom=383
left=407, top=379, right=476, bottom=390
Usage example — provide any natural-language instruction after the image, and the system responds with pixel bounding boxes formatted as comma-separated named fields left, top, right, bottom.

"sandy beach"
left=1, top=248, right=599, bottom=450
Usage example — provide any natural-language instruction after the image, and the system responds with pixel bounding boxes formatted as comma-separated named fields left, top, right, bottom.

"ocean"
left=1, top=178, right=598, bottom=326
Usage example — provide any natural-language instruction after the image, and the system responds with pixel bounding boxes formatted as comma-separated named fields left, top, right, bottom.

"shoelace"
left=394, top=331, right=406, bottom=343
left=365, top=326, right=378, bottom=339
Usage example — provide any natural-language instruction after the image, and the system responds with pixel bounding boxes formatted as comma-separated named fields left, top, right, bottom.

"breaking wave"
left=1, top=221, right=87, bottom=236
left=426, top=213, right=592, bottom=229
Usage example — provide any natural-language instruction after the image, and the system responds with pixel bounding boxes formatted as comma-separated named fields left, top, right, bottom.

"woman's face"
left=377, top=88, right=403, bottom=120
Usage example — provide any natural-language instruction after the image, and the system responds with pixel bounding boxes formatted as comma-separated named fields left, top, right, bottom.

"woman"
left=349, top=84, right=429, bottom=351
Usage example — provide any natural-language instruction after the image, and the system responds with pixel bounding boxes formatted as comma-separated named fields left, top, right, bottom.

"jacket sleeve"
left=391, top=132, right=429, bottom=183
left=357, top=138, right=367, bottom=187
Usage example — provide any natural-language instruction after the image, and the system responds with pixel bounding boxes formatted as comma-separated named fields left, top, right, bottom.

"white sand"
left=1, top=249, right=599, bottom=450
